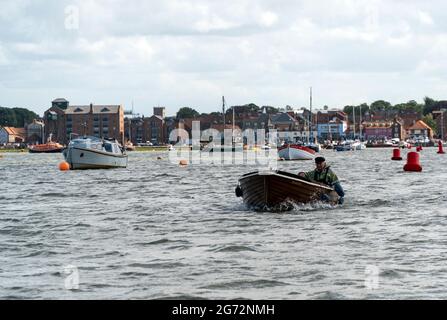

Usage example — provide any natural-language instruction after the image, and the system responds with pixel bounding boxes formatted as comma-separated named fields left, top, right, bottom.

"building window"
left=151, top=127, right=158, bottom=139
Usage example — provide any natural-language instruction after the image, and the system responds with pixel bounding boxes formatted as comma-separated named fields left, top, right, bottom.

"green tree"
left=422, top=114, right=437, bottom=134
left=393, top=100, right=423, bottom=113
left=0, top=106, right=38, bottom=127
left=423, top=96, right=438, bottom=115
left=176, top=107, right=200, bottom=119
left=12, top=107, right=39, bottom=126
left=370, top=100, right=392, bottom=112
left=262, top=106, right=280, bottom=114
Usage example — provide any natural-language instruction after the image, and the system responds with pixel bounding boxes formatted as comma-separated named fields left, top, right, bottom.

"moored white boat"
left=351, top=141, right=367, bottom=150
left=278, top=144, right=315, bottom=160
left=63, top=136, right=128, bottom=169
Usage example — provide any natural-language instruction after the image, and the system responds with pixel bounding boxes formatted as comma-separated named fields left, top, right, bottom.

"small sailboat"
left=63, top=136, right=128, bottom=169
left=281, top=86, right=319, bottom=159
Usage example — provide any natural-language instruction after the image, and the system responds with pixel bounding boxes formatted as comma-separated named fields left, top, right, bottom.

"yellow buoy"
left=59, top=161, right=70, bottom=171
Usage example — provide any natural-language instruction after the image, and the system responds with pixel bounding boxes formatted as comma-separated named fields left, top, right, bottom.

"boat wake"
left=289, top=201, right=340, bottom=212
left=246, top=200, right=339, bottom=213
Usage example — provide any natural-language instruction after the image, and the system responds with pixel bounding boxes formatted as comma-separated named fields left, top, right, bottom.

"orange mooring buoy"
left=179, top=159, right=188, bottom=166
left=437, top=141, right=445, bottom=154
left=403, top=152, right=422, bottom=172
left=391, top=148, right=402, bottom=161
left=59, top=161, right=70, bottom=171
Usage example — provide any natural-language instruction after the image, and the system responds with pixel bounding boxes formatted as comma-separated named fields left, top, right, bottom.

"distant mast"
left=353, top=105, right=356, bottom=140
left=222, top=96, right=226, bottom=126
left=232, top=101, right=235, bottom=143
left=359, top=104, right=362, bottom=140
left=309, top=87, right=312, bottom=144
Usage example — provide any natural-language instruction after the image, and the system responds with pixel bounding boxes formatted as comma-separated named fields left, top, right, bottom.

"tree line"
left=0, top=106, right=39, bottom=127
left=343, top=97, right=444, bottom=134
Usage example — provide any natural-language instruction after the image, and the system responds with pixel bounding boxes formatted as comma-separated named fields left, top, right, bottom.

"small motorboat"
left=236, top=170, right=339, bottom=211
left=63, top=136, right=128, bottom=170
left=278, top=144, right=315, bottom=160
left=334, top=141, right=353, bottom=152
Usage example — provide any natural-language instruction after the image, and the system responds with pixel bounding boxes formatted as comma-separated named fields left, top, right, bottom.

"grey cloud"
left=1, top=0, right=447, bottom=116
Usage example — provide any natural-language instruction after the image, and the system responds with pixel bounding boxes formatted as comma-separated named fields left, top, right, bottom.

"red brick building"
left=44, top=98, right=124, bottom=144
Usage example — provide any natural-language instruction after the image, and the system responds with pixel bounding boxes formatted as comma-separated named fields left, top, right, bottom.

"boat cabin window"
left=104, top=143, right=113, bottom=152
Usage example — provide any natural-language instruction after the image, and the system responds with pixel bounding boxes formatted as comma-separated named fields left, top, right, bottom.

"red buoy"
left=416, top=146, right=421, bottom=152
left=403, top=152, right=422, bottom=172
left=391, top=148, right=402, bottom=161
left=437, top=141, right=445, bottom=154
left=407, top=143, right=412, bottom=149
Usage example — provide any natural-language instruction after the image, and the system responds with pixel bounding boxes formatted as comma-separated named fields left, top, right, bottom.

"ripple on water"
left=211, top=245, right=257, bottom=253
left=200, top=279, right=290, bottom=290
left=127, top=262, right=186, bottom=269
left=2, top=150, right=447, bottom=299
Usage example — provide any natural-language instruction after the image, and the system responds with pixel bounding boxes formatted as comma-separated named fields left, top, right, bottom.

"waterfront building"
left=433, top=109, right=447, bottom=140
left=362, top=118, right=405, bottom=141
left=26, top=119, right=45, bottom=144
left=363, top=121, right=393, bottom=140
left=124, top=107, right=168, bottom=145
left=406, top=120, right=433, bottom=142
left=44, top=98, right=68, bottom=143
left=0, top=127, right=26, bottom=144
left=144, top=114, right=165, bottom=145
left=316, top=110, right=348, bottom=140
left=44, top=98, right=124, bottom=144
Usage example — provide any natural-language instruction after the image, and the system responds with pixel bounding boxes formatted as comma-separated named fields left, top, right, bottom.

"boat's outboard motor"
left=235, top=185, right=243, bottom=197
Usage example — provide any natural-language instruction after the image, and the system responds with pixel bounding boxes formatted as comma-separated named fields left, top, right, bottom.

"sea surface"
left=0, top=148, right=446, bottom=299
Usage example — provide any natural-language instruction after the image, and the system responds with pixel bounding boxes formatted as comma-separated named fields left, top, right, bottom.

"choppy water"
left=0, top=148, right=446, bottom=299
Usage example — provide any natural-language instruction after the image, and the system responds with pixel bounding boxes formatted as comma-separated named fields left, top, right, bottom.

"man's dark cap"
left=315, top=156, right=326, bottom=164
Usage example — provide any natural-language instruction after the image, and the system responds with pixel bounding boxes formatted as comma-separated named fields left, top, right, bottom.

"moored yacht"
left=63, top=136, right=128, bottom=169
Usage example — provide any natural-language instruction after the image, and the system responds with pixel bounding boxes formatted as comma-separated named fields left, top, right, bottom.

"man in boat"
left=298, top=156, right=345, bottom=204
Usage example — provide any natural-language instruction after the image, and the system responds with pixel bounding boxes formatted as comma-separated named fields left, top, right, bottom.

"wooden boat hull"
left=237, top=170, right=337, bottom=211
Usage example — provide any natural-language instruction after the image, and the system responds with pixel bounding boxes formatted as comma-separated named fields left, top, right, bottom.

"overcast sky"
left=1, top=0, right=447, bottom=116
